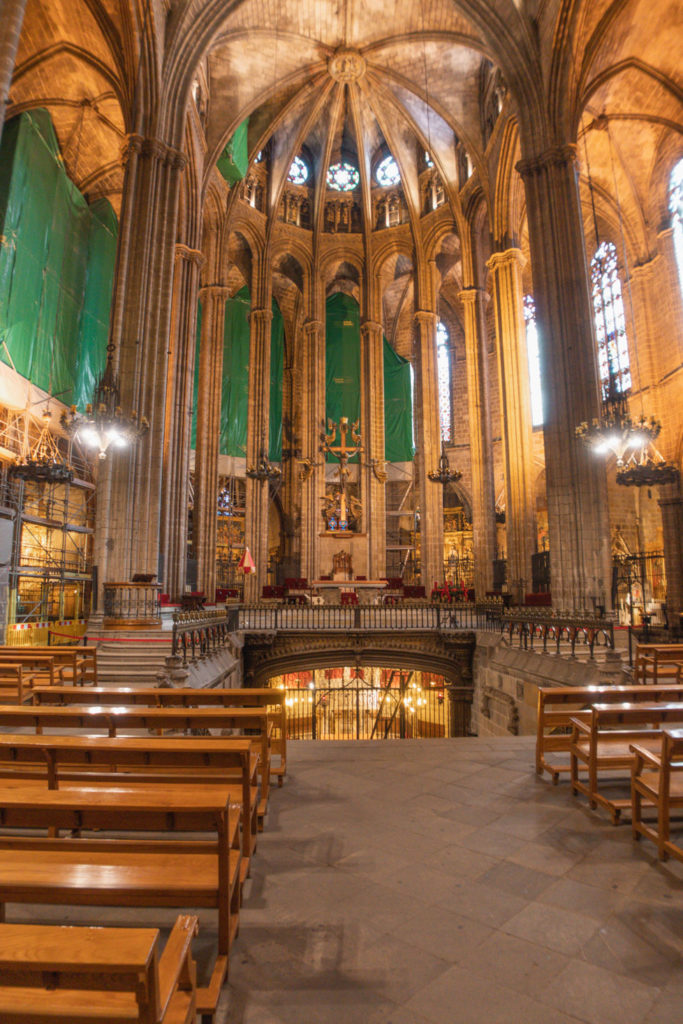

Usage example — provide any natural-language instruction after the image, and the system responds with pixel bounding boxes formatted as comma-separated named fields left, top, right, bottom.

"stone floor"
left=221, top=737, right=682, bottom=1024
left=7, top=736, right=682, bottom=1022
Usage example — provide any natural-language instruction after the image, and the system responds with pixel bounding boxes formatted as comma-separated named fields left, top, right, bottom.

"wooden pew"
left=633, top=643, right=683, bottom=684
left=0, top=704, right=272, bottom=824
left=569, top=702, right=683, bottom=823
left=0, top=783, right=240, bottom=1021
left=536, top=683, right=683, bottom=783
left=0, top=645, right=98, bottom=686
left=32, top=685, right=288, bottom=784
left=0, top=733, right=259, bottom=872
left=631, top=727, right=683, bottom=863
left=0, top=664, right=25, bottom=705
left=0, top=652, right=55, bottom=689
left=0, top=915, right=198, bottom=1024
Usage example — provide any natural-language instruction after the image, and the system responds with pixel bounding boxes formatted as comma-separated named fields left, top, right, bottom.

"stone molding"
left=515, top=143, right=578, bottom=180
left=486, top=247, right=525, bottom=272
left=122, top=133, right=188, bottom=170
left=175, top=244, right=204, bottom=266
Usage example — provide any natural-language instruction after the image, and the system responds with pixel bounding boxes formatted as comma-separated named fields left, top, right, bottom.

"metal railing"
left=501, top=612, right=614, bottom=658
left=229, top=602, right=487, bottom=632
left=103, top=582, right=161, bottom=626
left=283, top=684, right=449, bottom=740
left=172, top=609, right=234, bottom=666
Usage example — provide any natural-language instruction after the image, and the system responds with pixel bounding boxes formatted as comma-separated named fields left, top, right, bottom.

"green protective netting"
left=191, top=288, right=284, bottom=459
left=0, top=110, right=117, bottom=408
left=325, top=292, right=414, bottom=463
left=325, top=292, right=361, bottom=463
left=383, top=336, right=415, bottom=462
left=269, top=299, right=284, bottom=462
left=217, top=119, right=249, bottom=185
left=73, top=199, right=118, bottom=410
left=220, top=287, right=251, bottom=456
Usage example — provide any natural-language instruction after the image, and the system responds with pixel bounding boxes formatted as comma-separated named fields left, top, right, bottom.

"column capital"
left=414, top=310, right=438, bottom=327
left=486, top=248, right=525, bottom=273
left=122, top=134, right=187, bottom=170
left=361, top=319, right=383, bottom=335
left=175, top=244, right=204, bottom=267
left=303, top=318, right=322, bottom=337
left=249, top=307, right=273, bottom=326
left=198, top=284, right=229, bottom=300
left=516, top=143, right=578, bottom=180
left=458, top=286, right=489, bottom=306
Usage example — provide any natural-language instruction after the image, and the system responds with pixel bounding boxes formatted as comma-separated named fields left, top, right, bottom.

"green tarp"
left=383, top=336, right=414, bottom=462
left=217, top=119, right=249, bottom=185
left=220, top=287, right=251, bottom=457
left=325, top=293, right=361, bottom=463
left=325, top=292, right=414, bottom=463
left=190, top=287, right=283, bottom=460
left=0, top=110, right=117, bottom=408
left=269, top=300, right=284, bottom=461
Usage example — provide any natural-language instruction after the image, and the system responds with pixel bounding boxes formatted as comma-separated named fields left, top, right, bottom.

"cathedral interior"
left=0, top=2, right=682, bottom=1020
left=0, top=0, right=681, bottom=630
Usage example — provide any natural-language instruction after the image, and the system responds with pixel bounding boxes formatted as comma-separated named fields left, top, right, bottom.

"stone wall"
left=471, top=632, right=627, bottom=737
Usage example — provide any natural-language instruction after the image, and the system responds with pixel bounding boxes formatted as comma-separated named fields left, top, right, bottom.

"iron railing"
left=283, top=684, right=449, bottom=740
left=230, top=602, right=488, bottom=632
left=172, top=609, right=234, bottom=665
left=102, top=582, right=161, bottom=625
left=501, top=612, right=614, bottom=658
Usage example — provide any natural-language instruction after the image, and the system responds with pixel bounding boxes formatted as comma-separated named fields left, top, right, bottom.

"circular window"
left=376, top=155, right=400, bottom=186
left=288, top=156, right=309, bottom=185
left=327, top=161, right=360, bottom=192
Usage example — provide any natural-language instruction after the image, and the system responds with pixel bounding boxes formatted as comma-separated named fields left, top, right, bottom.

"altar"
left=311, top=579, right=388, bottom=605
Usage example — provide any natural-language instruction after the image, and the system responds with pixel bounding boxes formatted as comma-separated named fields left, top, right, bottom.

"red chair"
left=341, top=591, right=358, bottom=606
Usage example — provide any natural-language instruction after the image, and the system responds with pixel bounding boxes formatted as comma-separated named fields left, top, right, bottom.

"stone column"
left=658, top=483, right=683, bottom=630
left=487, top=249, right=536, bottom=602
left=193, top=285, right=229, bottom=602
left=517, top=144, right=611, bottom=613
left=160, top=243, right=203, bottom=600
left=92, top=134, right=186, bottom=594
left=0, top=0, right=26, bottom=142
left=414, top=310, right=444, bottom=590
left=360, top=320, right=386, bottom=578
left=299, top=319, right=325, bottom=582
left=244, top=307, right=273, bottom=602
left=459, top=287, right=497, bottom=599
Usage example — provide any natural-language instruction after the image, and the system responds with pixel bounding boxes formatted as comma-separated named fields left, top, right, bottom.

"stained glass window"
left=327, top=161, right=359, bottom=192
left=424, top=151, right=434, bottom=168
left=288, top=155, right=308, bottom=184
left=376, top=155, right=400, bottom=186
left=590, top=240, right=631, bottom=399
left=523, top=295, right=543, bottom=427
left=436, top=320, right=452, bottom=442
left=669, top=158, right=683, bottom=298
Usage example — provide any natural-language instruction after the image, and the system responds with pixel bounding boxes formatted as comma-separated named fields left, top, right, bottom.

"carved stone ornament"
left=328, top=49, right=367, bottom=83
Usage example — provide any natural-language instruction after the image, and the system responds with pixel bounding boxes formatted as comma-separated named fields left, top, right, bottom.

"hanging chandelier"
left=428, top=441, right=462, bottom=486
left=575, top=118, right=678, bottom=489
left=61, top=344, right=148, bottom=459
left=246, top=450, right=281, bottom=482
left=10, top=409, right=73, bottom=483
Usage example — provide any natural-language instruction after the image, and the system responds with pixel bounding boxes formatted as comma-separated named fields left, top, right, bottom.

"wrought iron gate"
left=284, top=672, right=448, bottom=740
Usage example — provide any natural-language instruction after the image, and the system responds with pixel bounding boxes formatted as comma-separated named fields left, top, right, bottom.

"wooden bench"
left=0, top=664, right=25, bottom=705
left=569, top=702, right=683, bottom=823
left=0, top=732, right=259, bottom=871
left=0, top=652, right=55, bottom=689
left=631, top=727, right=683, bottom=863
left=0, top=783, right=241, bottom=1021
left=1, top=645, right=98, bottom=686
left=0, top=915, right=198, bottom=1023
left=536, top=683, right=683, bottom=783
left=0, top=703, right=272, bottom=824
left=633, top=643, right=683, bottom=684
left=32, top=685, right=288, bottom=784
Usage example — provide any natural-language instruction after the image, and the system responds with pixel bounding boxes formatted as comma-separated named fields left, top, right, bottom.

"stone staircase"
left=91, top=630, right=173, bottom=687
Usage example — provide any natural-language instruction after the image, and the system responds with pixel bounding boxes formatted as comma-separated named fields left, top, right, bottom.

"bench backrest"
left=634, top=644, right=683, bottom=683
left=0, top=916, right=198, bottom=1024
left=586, top=702, right=683, bottom=732
left=32, top=685, right=282, bottom=707
left=0, top=704, right=270, bottom=735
